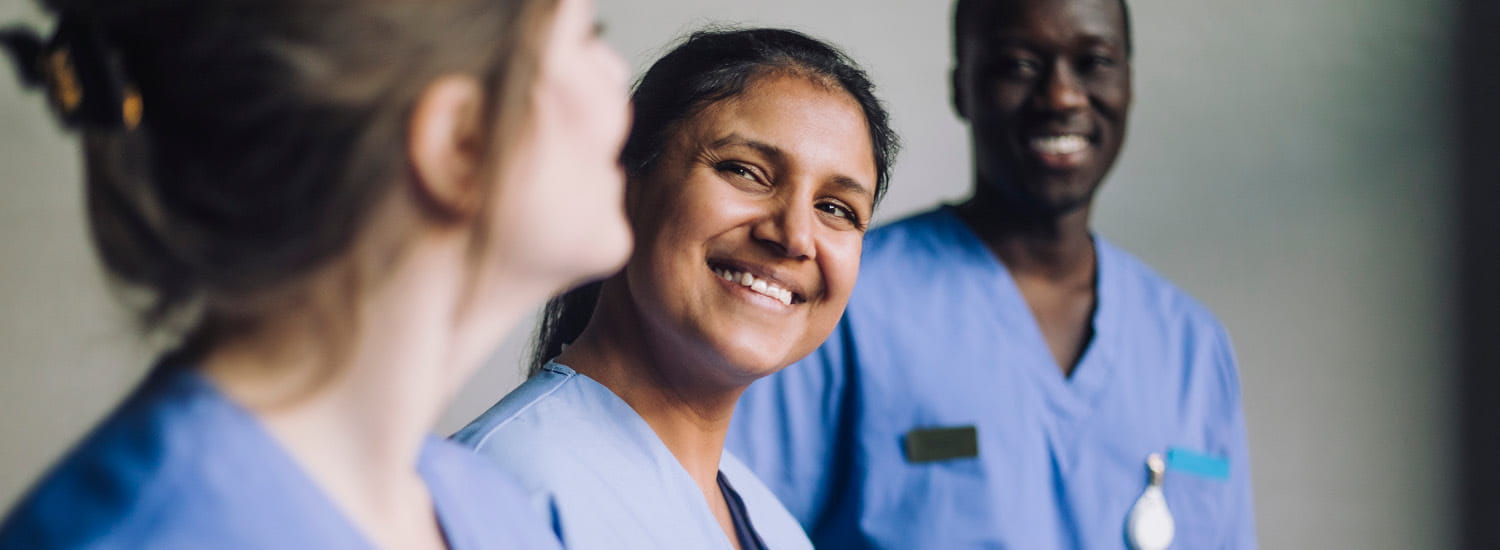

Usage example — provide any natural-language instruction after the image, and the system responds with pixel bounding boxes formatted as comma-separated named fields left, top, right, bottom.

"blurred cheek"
left=818, top=234, right=864, bottom=307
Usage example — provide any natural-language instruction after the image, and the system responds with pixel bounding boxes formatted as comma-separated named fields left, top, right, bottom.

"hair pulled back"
left=1, top=0, right=557, bottom=339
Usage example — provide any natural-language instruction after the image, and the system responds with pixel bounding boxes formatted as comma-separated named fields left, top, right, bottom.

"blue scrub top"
left=453, top=362, right=813, bottom=550
left=728, top=206, right=1258, bottom=549
left=0, top=357, right=562, bottom=549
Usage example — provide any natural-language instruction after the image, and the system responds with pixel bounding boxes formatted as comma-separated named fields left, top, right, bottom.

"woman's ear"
left=408, top=75, right=486, bottom=220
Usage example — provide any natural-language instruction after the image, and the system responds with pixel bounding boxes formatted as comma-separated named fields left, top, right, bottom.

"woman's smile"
left=707, top=258, right=809, bottom=308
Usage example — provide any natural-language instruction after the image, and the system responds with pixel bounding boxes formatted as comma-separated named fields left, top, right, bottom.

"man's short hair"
left=953, top=0, right=1133, bottom=62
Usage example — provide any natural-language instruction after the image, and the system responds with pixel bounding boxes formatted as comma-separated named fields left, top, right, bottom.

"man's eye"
left=1077, top=54, right=1116, bottom=72
left=996, top=57, right=1042, bottom=78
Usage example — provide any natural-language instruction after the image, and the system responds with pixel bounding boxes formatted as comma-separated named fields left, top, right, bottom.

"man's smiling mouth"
left=1026, top=133, right=1093, bottom=169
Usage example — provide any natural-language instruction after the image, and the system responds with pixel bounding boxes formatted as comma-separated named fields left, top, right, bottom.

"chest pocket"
left=1161, top=472, right=1228, bottom=549
left=856, top=425, right=1001, bottom=548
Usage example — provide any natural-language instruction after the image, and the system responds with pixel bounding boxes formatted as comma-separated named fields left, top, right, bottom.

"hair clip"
left=122, top=85, right=141, bottom=130
left=19, top=17, right=146, bottom=131
left=42, top=46, right=83, bottom=116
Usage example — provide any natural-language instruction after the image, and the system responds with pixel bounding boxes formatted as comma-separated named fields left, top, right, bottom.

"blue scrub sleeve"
left=728, top=316, right=856, bottom=532
left=1215, top=323, right=1259, bottom=548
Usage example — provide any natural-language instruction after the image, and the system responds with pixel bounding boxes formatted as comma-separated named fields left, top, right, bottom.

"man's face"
left=954, top=0, right=1132, bottom=216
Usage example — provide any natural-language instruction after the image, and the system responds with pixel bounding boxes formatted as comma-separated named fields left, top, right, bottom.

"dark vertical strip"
left=1459, top=0, right=1500, bottom=548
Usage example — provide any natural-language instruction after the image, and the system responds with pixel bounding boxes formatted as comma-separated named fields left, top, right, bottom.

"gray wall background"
left=0, top=0, right=1458, bottom=547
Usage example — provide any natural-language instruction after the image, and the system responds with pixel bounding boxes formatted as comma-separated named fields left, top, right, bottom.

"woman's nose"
left=751, top=198, right=815, bottom=260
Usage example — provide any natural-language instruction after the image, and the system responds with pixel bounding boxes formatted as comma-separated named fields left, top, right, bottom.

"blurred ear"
left=408, top=75, right=485, bottom=221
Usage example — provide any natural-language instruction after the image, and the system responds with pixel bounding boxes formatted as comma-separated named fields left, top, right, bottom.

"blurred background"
left=1, top=0, right=1488, bottom=547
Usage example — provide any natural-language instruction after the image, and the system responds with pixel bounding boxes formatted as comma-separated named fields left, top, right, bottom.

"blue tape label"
left=1165, top=447, right=1230, bottom=481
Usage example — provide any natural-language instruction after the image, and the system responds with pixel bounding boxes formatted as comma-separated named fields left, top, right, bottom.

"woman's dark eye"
left=716, top=161, right=761, bottom=184
left=817, top=201, right=858, bottom=224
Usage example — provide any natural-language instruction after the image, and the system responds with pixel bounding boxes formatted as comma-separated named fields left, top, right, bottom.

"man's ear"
left=951, top=65, right=969, bottom=121
left=408, top=75, right=486, bottom=220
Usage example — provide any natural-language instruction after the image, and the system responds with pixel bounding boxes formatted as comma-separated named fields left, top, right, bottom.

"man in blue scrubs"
left=727, top=0, right=1258, bottom=547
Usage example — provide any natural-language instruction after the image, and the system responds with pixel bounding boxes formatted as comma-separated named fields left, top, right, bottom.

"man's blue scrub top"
left=0, top=358, right=562, bottom=549
left=728, top=206, right=1257, bottom=549
left=454, top=362, right=813, bottom=550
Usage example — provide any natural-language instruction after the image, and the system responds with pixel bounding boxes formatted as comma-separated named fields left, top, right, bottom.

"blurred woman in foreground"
left=0, top=0, right=629, bottom=547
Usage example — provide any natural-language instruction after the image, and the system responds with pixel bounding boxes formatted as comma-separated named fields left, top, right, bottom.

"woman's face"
left=625, top=73, right=877, bottom=383
left=490, top=0, right=632, bottom=290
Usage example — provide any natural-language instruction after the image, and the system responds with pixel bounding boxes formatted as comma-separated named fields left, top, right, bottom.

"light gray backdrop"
left=0, top=0, right=1457, bottom=548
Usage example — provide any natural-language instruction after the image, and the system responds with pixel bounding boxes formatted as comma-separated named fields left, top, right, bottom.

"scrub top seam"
left=469, top=367, right=577, bottom=451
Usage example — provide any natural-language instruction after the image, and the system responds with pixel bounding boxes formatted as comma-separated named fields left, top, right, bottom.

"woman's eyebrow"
left=708, top=133, right=785, bottom=162
left=828, top=175, right=873, bottom=201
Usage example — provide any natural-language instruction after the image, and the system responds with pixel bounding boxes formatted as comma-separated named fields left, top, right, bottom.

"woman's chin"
left=705, top=341, right=799, bottom=385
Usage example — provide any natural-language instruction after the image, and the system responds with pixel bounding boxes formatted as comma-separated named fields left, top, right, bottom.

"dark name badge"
left=904, top=425, right=979, bottom=463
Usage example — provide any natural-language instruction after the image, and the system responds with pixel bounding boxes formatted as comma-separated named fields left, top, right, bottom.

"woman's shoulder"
left=452, top=363, right=596, bottom=454
left=450, top=363, right=651, bottom=483
left=418, top=437, right=564, bottom=550
left=0, top=366, right=365, bottom=548
left=0, top=368, right=201, bottom=546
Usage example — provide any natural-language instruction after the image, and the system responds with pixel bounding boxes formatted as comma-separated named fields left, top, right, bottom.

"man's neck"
left=957, top=192, right=1096, bottom=284
left=957, top=189, right=1100, bottom=375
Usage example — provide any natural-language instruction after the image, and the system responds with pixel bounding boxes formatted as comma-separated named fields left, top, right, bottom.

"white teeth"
left=1032, top=135, right=1088, bottom=155
left=713, top=267, right=794, bottom=306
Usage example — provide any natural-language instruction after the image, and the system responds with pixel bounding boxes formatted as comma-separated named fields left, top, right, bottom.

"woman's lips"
left=706, top=259, right=808, bottom=306
left=713, top=266, right=796, bottom=306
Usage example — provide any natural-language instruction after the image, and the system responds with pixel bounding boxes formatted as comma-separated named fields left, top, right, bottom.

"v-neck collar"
left=933, top=205, right=1120, bottom=422
left=183, top=367, right=463, bottom=549
left=543, top=362, right=746, bottom=550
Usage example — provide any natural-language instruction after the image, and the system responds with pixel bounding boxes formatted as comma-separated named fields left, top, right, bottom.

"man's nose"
left=1036, top=62, right=1088, bottom=113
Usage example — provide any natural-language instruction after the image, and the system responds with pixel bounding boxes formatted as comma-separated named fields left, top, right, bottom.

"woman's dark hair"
left=1, top=0, right=557, bottom=340
left=530, top=26, right=901, bottom=374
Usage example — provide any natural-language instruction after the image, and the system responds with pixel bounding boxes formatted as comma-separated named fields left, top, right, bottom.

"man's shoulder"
left=1096, top=237, right=1230, bottom=339
left=864, top=206, right=967, bottom=258
left=856, top=206, right=989, bottom=285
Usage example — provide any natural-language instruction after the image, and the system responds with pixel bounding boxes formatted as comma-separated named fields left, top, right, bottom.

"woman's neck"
left=200, top=233, right=537, bottom=549
left=558, top=283, right=744, bottom=492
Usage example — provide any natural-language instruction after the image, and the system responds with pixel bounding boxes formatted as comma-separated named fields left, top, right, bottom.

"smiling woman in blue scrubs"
left=729, top=0, right=1258, bottom=548
left=0, top=0, right=632, bottom=546
left=454, top=28, right=899, bottom=550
